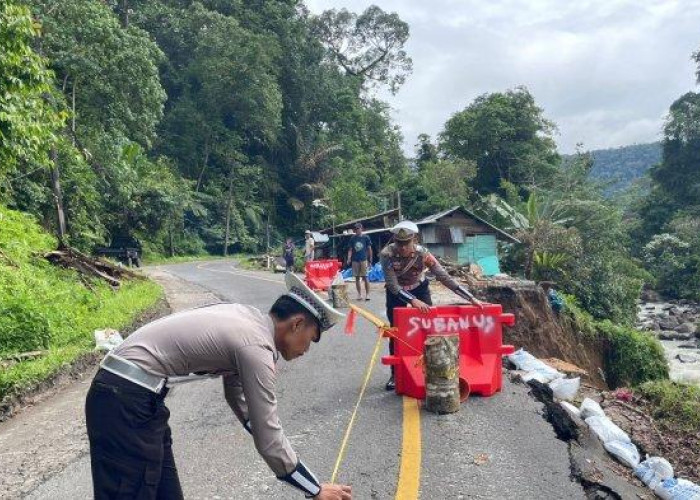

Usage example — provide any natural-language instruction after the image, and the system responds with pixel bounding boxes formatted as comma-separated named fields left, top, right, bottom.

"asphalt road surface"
left=22, top=261, right=585, bottom=499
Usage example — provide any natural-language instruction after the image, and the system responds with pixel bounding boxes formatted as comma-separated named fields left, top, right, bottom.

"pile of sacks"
left=341, top=262, right=385, bottom=282
left=507, top=348, right=700, bottom=500
left=508, top=348, right=581, bottom=399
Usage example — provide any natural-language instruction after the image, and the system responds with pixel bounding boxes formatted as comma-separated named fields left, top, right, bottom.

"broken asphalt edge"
left=519, top=374, right=652, bottom=499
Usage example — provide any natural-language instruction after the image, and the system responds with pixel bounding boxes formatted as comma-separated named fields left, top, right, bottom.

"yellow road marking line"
left=330, top=333, right=384, bottom=483
left=196, top=263, right=285, bottom=285
left=395, top=396, right=421, bottom=500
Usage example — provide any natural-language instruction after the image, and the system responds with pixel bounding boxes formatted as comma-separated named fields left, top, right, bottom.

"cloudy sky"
left=306, top=0, right=700, bottom=155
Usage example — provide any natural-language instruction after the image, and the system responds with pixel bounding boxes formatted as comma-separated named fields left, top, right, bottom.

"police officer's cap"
left=390, top=220, right=419, bottom=242
left=284, top=272, right=345, bottom=332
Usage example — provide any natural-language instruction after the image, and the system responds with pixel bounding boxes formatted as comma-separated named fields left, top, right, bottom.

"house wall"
left=438, top=212, right=495, bottom=235
left=419, top=212, right=502, bottom=274
left=458, top=234, right=500, bottom=275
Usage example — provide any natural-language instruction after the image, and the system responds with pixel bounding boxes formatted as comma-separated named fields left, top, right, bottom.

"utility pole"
left=50, top=149, right=67, bottom=247
left=397, top=190, right=402, bottom=220
left=223, top=164, right=235, bottom=256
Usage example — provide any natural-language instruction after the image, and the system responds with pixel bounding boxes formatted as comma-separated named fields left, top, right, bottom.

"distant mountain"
left=565, top=142, right=662, bottom=195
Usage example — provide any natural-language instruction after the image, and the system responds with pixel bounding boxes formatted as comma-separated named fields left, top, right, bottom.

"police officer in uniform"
left=85, top=273, right=352, bottom=499
left=380, top=220, right=482, bottom=390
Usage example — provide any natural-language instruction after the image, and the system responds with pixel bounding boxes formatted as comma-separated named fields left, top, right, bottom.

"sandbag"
left=94, top=329, right=123, bottom=351
left=603, top=440, right=640, bottom=468
left=508, top=348, right=563, bottom=383
left=549, top=377, right=580, bottom=400
left=653, top=478, right=700, bottom=500
left=579, top=398, right=606, bottom=419
left=585, top=415, right=631, bottom=444
left=635, top=457, right=674, bottom=490
left=560, top=401, right=581, bottom=419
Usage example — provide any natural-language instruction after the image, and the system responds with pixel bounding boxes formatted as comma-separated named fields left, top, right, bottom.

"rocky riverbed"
left=637, top=300, right=700, bottom=385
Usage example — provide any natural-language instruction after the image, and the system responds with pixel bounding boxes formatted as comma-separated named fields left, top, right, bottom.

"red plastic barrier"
left=304, top=259, right=341, bottom=291
left=381, top=304, right=515, bottom=399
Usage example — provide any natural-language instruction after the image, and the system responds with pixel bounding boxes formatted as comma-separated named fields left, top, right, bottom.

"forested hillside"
left=564, top=142, right=661, bottom=195
left=3, top=0, right=413, bottom=257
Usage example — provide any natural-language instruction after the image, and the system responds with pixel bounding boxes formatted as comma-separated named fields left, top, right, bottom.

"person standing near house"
left=346, top=223, right=373, bottom=301
left=304, top=230, right=315, bottom=262
left=283, top=238, right=295, bottom=273
left=380, top=220, right=482, bottom=390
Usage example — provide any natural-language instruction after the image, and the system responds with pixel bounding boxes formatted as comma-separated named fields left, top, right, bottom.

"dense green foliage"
left=596, top=320, right=669, bottom=388
left=0, top=2, right=64, bottom=179
left=632, top=74, right=700, bottom=299
left=0, top=205, right=162, bottom=400
left=477, top=151, right=646, bottom=324
left=2, top=0, right=411, bottom=256
left=639, top=380, right=700, bottom=431
left=440, top=87, right=560, bottom=195
left=563, top=300, right=668, bottom=388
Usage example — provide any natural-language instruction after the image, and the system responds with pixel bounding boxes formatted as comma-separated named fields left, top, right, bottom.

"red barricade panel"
left=304, top=260, right=340, bottom=291
left=381, top=304, right=515, bottom=399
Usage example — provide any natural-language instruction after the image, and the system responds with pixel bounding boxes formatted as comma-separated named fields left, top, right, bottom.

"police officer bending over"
left=85, top=273, right=351, bottom=499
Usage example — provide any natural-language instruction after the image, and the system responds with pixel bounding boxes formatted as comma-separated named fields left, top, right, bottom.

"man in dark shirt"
left=346, top=223, right=373, bottom=301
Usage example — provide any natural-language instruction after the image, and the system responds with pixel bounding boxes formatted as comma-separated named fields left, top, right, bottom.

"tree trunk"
left=524, top=245, right=534, bottom=279
left=195, top=142, right=210, bottom=192
left=223, top=166, right=235, bottom=256
left=120, top=0, right=129, bottom=28
left=50, top=148, right=67, bottom=246
left=424, top=335, right=460, bottom=414
left=71, top=79, right=77, bottom=139
left=168, top=222, right=175, bottom=257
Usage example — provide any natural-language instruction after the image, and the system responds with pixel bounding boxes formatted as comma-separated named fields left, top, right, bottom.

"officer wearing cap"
left=85, top=273, right=351, bottom=500
left=380, top=220, right=482, bottom=390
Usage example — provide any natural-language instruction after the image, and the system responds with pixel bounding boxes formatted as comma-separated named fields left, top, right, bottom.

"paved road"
left=21, top=261, right=584, bottom=499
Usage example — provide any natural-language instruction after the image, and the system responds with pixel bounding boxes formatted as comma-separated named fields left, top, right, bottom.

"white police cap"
left=284, top=272, right=345, bottom=332
left=390, top=220, right=420, bottom=241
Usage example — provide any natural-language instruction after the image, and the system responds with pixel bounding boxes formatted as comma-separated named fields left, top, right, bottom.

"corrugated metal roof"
left=319, top=208, right=400, bottom=234
left=325, top=206, right=520, bottom=244
left=416, top=206, right=520, bottom=244
left=416, top=206, right=462, bottom=224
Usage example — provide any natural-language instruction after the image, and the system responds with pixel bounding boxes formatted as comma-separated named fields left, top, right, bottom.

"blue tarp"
left=341, top=263, right=385, bottom=282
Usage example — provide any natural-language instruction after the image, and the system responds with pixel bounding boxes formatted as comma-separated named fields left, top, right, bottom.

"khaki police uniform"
left=86, top=273, right=343, bottom=499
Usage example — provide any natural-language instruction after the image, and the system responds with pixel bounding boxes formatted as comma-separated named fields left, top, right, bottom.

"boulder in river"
left=677, top=322, right=697, bottom=334
left=659, top=331, right=694, bottom=341
left=659, top=318, right=679, bottom=330
left=676, top=353, right=699, bottom=364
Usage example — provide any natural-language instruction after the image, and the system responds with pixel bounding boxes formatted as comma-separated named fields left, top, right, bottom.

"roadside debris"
left=508, top=348, right=700, bottom=499
left=45, top=246, right=142, bottom=288
left=472, top=453, right=490, bottom=466
left=94, top=329, right=124, bottom=351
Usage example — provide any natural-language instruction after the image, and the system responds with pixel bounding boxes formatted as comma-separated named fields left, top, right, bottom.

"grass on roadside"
left=638, top=380, right=700, bottom=432
left=562, top=295, right=669, bottom=388
left=0, top=206, right=163, bottom=401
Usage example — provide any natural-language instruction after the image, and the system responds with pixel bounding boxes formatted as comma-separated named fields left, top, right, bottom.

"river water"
left=637, top=302, right=700, bottom=385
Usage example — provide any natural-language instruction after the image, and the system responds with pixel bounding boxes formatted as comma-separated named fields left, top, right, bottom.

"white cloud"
left=305, top=0, right=700, bottom=154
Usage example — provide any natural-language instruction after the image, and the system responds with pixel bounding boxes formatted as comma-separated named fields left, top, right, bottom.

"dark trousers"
left=386, top=280, right=432, bottom=373
left=85, top=369, right=183, bottom=500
